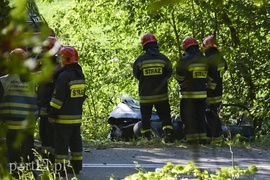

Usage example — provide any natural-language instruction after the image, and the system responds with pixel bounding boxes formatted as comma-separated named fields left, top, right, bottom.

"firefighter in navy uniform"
left=48, top=46, right=86, bottom=175
left=133, top=33, right=173, bottom=143
left=176, top=36, right=209, bottom=144
left=0, top=48, right=38, bottom=177
left=37, top=36, right=61, bottom=161
left=203, top=36, right=228, bottom=142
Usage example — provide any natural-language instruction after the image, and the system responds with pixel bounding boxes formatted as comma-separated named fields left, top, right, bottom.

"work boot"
left=141, top=129, right=152, bottom=141
left=163, top=126, right=174, bottom=143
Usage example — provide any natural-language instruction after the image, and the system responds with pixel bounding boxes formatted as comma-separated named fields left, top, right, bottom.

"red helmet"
left=58, top=46, right=78, bottom=65
left=43, top=36, right=58, bottom=50
left=182, top=36, right=198, bottom=50
left=202, top=36, right=217, bottom=51
left=141, top=33, right=157, bottom=46
left=8, top=48, right=27, bottom=62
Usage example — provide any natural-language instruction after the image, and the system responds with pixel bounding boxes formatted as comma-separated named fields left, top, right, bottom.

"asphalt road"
left=60, top=146, right=270, bottom=180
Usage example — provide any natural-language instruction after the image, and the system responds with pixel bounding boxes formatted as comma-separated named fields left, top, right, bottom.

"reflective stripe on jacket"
left=133, top=49, right=172, bottom=104
left=0, top=74, right=38, bottom=121
left=4, top=119, right=36, bottom=130
left=139, top=93, right=168, bottom=104
left=205, top=48, right=228, bottom=104
left=49, top=64, right=86, bottom=125
left=176, top=49, right=208, bottom=99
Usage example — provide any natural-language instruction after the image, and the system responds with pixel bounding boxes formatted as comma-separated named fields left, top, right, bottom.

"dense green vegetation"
left=1, top=0, right=270, bottom=142
left=36, top=0, right=270, bottom=141
left=0, top=1, right=267, bottom=179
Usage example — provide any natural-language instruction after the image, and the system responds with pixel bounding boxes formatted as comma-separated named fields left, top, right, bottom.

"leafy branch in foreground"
left=118, top=162, right=257, bottom=180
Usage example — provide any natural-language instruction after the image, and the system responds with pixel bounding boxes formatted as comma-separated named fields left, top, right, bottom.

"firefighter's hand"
left=48, top=118, right=55, bottom=123
left=180, top=80, right=189, bottom=88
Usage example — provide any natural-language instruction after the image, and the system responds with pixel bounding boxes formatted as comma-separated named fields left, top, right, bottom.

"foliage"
left=34, top=0, right=270, bottom=141
left=121, top=162, right=257, bottom=180
left=0, top=0, right=267, bottom=179
left=0, top=1, right=59, bottom=179
left=3, top=0, right=270, bottom=142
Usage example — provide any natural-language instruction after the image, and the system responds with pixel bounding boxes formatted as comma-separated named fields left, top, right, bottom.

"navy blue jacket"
left=176, top=45, right=209, bottom=99
left=133, top=43, right=172, bottom=104
left=49, top=63, right=86, bottom=125
left=205, top=47, right=227, bottom=104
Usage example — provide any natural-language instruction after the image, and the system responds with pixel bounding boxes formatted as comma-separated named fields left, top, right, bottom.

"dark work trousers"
left=39, top=116, right=55, bottom=160
left=206, top=102, right=223, bottom=137
left=140, top=100, right=172, bottom=131
left=39, top=116, right=54, bottom=147
left=54, top=124, right=83, bottom=172
left=6, top=129, right=35, bottom=164
left=180, top=99, right=207, bottom=143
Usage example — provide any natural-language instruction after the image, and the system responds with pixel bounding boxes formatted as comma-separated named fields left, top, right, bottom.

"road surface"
left=57, top=146, right=270, bottom=180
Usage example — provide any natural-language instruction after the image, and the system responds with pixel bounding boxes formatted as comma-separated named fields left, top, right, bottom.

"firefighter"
left=48, top=46, right=86, bottom=175
left=0, top=48, right=38, bottom=177
left=133, top=33, right=173, bottom=143
left=176, top=36, right=209, bottom=144
left=37, top=36, right=61, bottom=161
left=202, top=36, right=228, bottom=142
